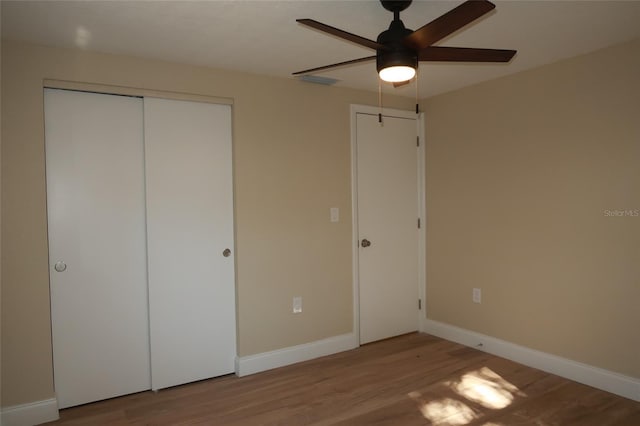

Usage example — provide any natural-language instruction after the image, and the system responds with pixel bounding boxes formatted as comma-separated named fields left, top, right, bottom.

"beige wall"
left=0, top=40, right=413, bottom=407
left=3, top=36, right=639, bottom=409
left=424, top=38, right=640, bottom=378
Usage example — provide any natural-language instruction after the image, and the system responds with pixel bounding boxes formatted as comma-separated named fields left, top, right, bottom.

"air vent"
left=298, top=75, right=339, bottom=86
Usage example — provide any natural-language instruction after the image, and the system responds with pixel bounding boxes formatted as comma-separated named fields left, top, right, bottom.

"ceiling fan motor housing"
left=376, top=19, right=417, bottom=73
left=380, top=0, right=412, bottom=13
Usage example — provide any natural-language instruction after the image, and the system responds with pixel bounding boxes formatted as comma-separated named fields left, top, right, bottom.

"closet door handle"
left=222, top=248, right=231, bottom=257
left=54, top=261, right=67, bottom=272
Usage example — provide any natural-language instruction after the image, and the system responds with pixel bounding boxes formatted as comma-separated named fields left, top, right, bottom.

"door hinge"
left=417, top=136, right=420, bottom=147
left=418, top=218, right=421, bottom=229
left=418, top=299, right=422, bottom=310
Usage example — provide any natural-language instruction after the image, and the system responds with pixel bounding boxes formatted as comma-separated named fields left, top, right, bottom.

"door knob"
left=54, top=261, right=67, bottom=272
left=222, top=248, right=231, bottom=257
left=361, top=239, right=372, bottom=248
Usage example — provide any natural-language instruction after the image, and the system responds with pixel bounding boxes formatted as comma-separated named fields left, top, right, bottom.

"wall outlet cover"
left=472, top=288, right=481, bottom=304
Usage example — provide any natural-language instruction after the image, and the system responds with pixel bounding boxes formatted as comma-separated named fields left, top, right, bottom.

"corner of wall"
left=421, top=319, right=640, bottom=402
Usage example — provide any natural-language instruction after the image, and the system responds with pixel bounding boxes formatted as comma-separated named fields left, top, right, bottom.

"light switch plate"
left=293, top=296, right=302, bottom=313
left=330, top=207, right=339, bottom=222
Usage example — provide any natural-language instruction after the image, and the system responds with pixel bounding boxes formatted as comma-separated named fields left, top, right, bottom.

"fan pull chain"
left=378, top=78, right=383, bottom=124
left=415, top=67, right=420, bottom=115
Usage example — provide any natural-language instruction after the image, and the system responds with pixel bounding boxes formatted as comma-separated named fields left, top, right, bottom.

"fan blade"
left=393, top=80, right=412, bottom=88
left=292, top=56, right=376, bottom=75
left=419, top=46, right=516, bottom=62
left=403, top=0, right=496, bottom=51
left=297, top=19, right=388, bottom=51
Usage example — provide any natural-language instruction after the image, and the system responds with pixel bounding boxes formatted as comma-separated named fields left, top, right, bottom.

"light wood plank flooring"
left=45, top=333, right=639, bottom=425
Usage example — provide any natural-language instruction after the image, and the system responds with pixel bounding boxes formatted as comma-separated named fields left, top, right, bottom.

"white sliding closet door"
left=144, top=98, right=236, bottom=390
left=45, top=89, right=151, bottom=408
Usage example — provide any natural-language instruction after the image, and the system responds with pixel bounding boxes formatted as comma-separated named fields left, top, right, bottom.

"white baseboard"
left=422, top=319, right=640, bottom=402
left=236, top=332, right=358, bottom=377
left=1, top=398, right=59, bottom=426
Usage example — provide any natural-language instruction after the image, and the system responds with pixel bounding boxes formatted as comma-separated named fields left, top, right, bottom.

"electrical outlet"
left=293, top=296, right=302, bottom=313
left=472, top=288, right=481, bottom=304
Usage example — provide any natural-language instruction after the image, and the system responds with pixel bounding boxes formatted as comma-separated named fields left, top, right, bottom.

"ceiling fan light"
left=376, top=49, right=417, bottom=83
left=379, top=65, right=415, bottom=83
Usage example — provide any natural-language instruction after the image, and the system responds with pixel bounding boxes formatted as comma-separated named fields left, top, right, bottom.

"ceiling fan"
left=293, top=0, right=516, bottom=87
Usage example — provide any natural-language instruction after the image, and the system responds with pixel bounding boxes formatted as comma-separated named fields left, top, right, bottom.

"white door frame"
left=350, top=104, right=426, bottom=345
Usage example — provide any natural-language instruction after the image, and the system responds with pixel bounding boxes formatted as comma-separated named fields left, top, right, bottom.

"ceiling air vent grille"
left=298, top=75, right=339, bottom=86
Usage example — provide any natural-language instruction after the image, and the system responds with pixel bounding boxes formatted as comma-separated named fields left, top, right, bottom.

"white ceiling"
left=3, top=0, right=640, bottom=98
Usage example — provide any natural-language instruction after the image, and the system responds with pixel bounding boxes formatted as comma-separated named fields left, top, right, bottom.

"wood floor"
left=45, top=333, right=639, bottom=425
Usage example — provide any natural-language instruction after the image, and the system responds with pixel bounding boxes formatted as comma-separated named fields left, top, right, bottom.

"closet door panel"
left=144, top=98, right=236, bottom=390
left=45, top=89, right=150, bottom=408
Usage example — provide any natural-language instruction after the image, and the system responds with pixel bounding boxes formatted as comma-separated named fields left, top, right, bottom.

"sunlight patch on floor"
left=408, top=367, right=526, bottom=425
left=450, top=367, right=525, bottom=409
left=414, top=396, right=478, bottom=425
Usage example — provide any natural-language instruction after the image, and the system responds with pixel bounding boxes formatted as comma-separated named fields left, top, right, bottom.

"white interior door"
left=45, top=89, right=151, bottom=408
left=356, top=112, right=420, bottom=344
left=144, top=97, right=236, bottom=390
